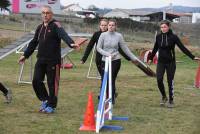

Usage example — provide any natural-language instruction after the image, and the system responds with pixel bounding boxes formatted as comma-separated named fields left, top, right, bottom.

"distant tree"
left=0, top=0, right=11, bottom=11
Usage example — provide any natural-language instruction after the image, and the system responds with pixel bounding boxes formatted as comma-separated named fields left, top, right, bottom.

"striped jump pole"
left=96, top=56, right=128, bottom=133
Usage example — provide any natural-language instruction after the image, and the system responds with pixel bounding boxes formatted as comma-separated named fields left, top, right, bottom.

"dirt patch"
left=0, top=29, right=27, bottom=39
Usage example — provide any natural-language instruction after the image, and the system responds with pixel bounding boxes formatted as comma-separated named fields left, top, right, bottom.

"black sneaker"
left=160, top=96, right=168, bottom=106
left=167, top=100, right=174, bottom=108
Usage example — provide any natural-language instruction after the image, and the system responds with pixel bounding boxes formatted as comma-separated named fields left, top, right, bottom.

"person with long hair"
left=97, top=19, right=138, bottom=104
left=148, top=20, right=200, bottom=108
left=81, top=19, right=130, bottom=74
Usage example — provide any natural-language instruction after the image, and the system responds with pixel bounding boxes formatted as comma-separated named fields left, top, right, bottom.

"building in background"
left=11, top=0, right=62, bottom=14
left=147, top=12, right=179, bottom=22
left=62, top=3, right=96, bottom=18
left=173, top=13, right=192, bottom=24
left=192, top=13, right=200, bottom=23
left=103, top=8, right=151, bottom=22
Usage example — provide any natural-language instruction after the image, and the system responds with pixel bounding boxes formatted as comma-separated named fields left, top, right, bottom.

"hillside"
left=134, top=5, right=200, bottom=13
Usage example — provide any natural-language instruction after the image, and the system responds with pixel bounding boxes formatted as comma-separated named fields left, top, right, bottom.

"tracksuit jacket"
left=149, top=29, right=195, bottom=101
left=149, top=29, right=194, bottom=63
left=24, top=19, right=74, bottom=64
left=23, top=19, right=74, bottom=108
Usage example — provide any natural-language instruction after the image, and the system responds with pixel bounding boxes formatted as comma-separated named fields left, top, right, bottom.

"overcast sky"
left=60, top=0, right=200, bottom=9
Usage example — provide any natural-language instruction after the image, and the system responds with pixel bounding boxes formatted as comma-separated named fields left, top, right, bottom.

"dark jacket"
left=81, top=30, right=131, bottom=63
left=150, top=29, right=195, bottom=63
left=24, top=19, right=74, bottom=64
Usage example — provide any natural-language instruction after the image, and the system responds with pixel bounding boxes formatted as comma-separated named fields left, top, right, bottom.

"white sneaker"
left=167, top=100, right=174, bottom=108
left=160, top=96, right=168, bottom=106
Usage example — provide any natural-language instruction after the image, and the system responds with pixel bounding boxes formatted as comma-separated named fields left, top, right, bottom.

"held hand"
left=193, top=57, right=200, bottom=61
left=110, top=53, right=116, bottom=59
left=71, top=43, right=79, bottom=47
left=147, top=60, right=152, bottom=65
left=18, top=55, right=26, bottom=64
left=80, top=60, right=84, bottom=64
left=71, top=43, right=80, bottom=51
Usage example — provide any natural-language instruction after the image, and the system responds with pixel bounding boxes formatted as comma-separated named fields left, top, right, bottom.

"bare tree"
left=0, top=0, right=11, bottom=11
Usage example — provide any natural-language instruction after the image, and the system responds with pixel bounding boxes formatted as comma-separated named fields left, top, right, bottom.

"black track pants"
left=0, top=82, right=8, bottom=95
left=156, top=61, right=176, bottom=101
left=101, top=59, right=121, bottom=103
left=32, top=60, right=60, bottom=108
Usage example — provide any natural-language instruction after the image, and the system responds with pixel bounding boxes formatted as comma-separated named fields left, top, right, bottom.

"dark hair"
left=108, top=19, right=117, bottom=25
left=160, top=20, right=171, bottom=27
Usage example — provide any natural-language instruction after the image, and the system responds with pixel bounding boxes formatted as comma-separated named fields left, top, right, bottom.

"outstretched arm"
left=81, top=32, right=99, bottom=63
left=175, top=35, right=195, bottom=60
left=54, top=21, right=76, bottom=48
left=118, top=46, right=131, bottom=61
left=118, top=34, right=137, bottom=61
left=23, top=26, right=41, bottom=59
left=150, top=36, right=159, bottom=61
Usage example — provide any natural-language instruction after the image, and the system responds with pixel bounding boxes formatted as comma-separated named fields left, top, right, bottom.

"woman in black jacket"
left=149, top=20, right=200, bottom=108
left=80, top=19, right=130, bottom=74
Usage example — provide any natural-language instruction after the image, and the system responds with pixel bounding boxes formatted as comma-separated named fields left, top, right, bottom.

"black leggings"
left=32, top=61, right=60, bottom=108
left=95, top=56, right=102, bottom=74
left=0, top=82, right=8, bottom=95
left=101, top=59, right=121, bottom=102
left=156, top=61, right=176, bottom=101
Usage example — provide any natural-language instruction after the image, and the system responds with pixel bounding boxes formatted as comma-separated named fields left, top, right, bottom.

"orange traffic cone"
left=194, top=63, right=200, bottom=88
left=79, top=92, right=96, bottom=131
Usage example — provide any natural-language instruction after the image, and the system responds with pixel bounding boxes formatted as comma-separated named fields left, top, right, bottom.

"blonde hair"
left=99, top=18, right=108, bottom=24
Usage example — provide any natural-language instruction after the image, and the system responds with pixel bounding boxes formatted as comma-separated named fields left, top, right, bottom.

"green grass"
left=0, top=49, right=200, bottom=134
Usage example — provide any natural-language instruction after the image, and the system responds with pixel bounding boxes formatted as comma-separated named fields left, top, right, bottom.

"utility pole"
left=163, top=0, right=173, bottom=20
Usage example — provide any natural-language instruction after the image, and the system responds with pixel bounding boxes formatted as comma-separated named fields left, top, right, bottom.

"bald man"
left=19, top=5, right=79, bottom=113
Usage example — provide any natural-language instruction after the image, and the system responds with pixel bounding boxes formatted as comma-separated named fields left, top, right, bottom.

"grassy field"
left=0, top=47, right=200, bottom=134
left=0, top=14, right=200, bottom=133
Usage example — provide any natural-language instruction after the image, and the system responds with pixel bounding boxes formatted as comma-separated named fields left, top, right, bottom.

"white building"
left=103, top=9, right=151, bottom=22
left=192, top=13, right=200, bottom=23
left=62, top=4, right=96, bottom=18
left=62, top=4, right=83, bottom=13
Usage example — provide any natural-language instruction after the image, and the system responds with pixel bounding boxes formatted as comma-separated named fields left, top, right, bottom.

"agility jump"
left=96, top=56, right=128, bottom=133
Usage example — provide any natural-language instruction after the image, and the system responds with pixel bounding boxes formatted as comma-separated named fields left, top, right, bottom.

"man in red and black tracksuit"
left=18, top=5, right=78, bottom=113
